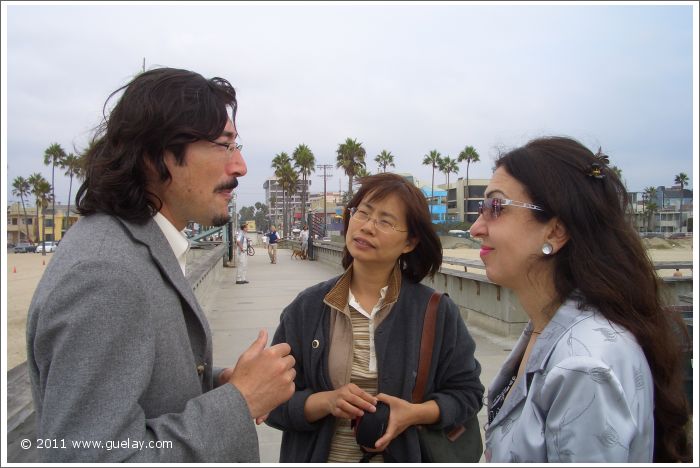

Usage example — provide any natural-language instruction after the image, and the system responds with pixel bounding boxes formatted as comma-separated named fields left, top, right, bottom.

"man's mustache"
left=214, top=178, right=238, bottom=192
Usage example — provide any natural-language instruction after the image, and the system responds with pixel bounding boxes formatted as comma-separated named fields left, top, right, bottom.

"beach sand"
left=5, top=241, right=693, bottom=369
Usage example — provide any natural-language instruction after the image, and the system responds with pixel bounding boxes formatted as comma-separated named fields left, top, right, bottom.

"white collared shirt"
left=153, top=212, right=190, bottom=276
left=348, top=285, right=388, bottom=372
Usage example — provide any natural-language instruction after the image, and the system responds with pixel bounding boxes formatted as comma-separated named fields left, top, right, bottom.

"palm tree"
left=292, top=144, right=315, bottom=223
left=374, top=150, right=395, bottom=173
left=272, top=151, right=289, bottom=235
left=422, top=150, right=441, bottom=216
left=43, top=143, right=67, bottom=242
left=674, top=172, right=689, bottom=232
left=11, top=176, right=33, bottom=243
left=269, top=195, right=278, bottom=228
left=75, top=138, right=99, bottom=181
left=457, top=145, right=480, bottom=199
left=336, top=138, right=366, bottom=198
left=61, top=153, right=81, bottom=232
left=276, top=162, right=298, bottom=238
left=643, top=186, right=657, bottom=232
left=355, top=166, right=372, bottom=178
left=438, top=155, right=459, bottom=189
left=27, top=172, right=45, bottom=243
left=646, top=201, right=659, bottom=232
left=31, top=176, right=53, bottom=255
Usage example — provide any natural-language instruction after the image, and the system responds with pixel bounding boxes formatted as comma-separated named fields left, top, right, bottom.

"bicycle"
left=246, top=238, right=255, bottom=256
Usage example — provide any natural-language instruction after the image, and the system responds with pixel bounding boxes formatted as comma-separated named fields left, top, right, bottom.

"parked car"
left=321, top=236, right=332, bottom=243
left=13, top=242, right=36, bottom=253
left=447, top=229, right=470, bottom=239
left=35, top=241, right=58, bottom=253
left=668, top=232, right=688, bottom=239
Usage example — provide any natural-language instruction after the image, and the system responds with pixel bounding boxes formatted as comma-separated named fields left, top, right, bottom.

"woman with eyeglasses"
left=470, top=136, right=690, bottom=463
left=265, top=173, right=484, bottom=462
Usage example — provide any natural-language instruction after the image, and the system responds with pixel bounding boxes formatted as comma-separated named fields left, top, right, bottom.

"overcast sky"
left=2, top=2, right=697, bottom=211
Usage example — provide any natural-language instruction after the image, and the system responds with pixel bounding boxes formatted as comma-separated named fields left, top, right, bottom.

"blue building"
left=420, top=186, right=448, bottom=224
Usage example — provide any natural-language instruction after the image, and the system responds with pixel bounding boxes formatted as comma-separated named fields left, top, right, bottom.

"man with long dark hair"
left=26, top=68, right=296, bottom=462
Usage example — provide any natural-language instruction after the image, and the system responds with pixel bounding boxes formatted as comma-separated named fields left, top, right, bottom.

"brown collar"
left=324, top=262, right=402, bottom=314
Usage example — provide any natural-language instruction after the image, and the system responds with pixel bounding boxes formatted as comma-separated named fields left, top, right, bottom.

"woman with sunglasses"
left=265, top=173, right=484, bottom=462
left=470, top=136, right=690, bottom=463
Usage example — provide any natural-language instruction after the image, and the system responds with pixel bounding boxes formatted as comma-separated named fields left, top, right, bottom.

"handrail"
left=442, top=257, right=692, bottom=272
left=189, top=226, right=223, bottom=243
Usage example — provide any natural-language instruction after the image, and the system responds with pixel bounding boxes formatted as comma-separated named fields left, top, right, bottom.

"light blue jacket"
left=484, top=297, right=654, bottom=462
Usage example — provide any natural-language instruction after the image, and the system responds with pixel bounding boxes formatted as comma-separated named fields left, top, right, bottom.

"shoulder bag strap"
left=412, top=291, right=442, bottom=404
left=412, top=291, right=466, bottom=442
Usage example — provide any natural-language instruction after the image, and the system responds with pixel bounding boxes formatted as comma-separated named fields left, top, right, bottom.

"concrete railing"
left=311, top=241, right=693, bottom=337
left=186, top=243, right=228, bottom=310
left=6, top=243, right=229, bottom=462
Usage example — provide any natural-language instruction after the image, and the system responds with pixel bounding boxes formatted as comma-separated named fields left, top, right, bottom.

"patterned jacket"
left=484, top=297, right=654, bottom=462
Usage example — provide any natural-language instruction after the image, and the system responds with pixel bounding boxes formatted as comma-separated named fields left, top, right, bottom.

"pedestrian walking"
left=300, top=225, right=309, bottom=259
left=266, top=225, right=279, bottom=264
left=236, top=223, right=250, bottom=284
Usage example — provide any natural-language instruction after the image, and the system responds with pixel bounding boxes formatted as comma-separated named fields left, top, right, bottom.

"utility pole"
left=317, top=164, right=333, bottom=237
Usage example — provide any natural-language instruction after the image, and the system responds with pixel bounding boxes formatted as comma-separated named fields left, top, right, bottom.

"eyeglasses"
left=349, top=207, right=407, bottom=233
left=478, top=197, right=546, bottom=219
left=210, top=140, right=243, bottom=154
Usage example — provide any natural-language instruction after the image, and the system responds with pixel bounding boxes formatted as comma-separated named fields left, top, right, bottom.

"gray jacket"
left=26, top=214, right=258, bottom=462
left=265, top=272, right=484, bottom=462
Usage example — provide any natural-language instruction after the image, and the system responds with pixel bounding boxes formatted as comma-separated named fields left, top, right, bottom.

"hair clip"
left=594, top=146, right=610, bottom=165
left=587, top=162, right=605, bottom=179
left=586, top=147, right=608, bottom=179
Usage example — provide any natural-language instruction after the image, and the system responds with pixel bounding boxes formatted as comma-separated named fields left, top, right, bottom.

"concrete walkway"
left=208, top=246, right=515, bottom=463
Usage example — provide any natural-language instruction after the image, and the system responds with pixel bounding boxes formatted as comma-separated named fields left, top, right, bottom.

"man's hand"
left=228, top=329, right=296, bottom=419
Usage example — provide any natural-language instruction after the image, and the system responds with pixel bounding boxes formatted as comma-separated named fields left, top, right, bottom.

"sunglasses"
left=478, top=197, right=546, bottom=219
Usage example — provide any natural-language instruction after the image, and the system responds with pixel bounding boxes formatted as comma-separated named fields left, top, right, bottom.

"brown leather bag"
left=412, top=291, right=483, bottom=463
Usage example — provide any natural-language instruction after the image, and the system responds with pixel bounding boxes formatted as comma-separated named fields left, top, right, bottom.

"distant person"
left=469, top=137, right=690, bottom=462
left=266, top=225, right=279, bottom=264
left=26, top=68, right=296, bottom=462
left=236, top=223, right=250, bottom=284
left=266, top=173, right=484, bottom=462
left=299, top=225, right=309, bottom=259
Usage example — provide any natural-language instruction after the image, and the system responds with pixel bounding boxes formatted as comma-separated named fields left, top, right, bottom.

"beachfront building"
left=308, top=192, right=343, bottom=236
left=7, top=202, right=80, bottom=244
left=421, top=186, right=448, bottom=224
left=628, top=185, right=693, bottom=234
left=7, top=202, right=38, bottom=244
left=438, top=177, right=490, bottom=224
left=263, top=176, right=312, bottom=232
left=653, top=185, right=693, bottom=233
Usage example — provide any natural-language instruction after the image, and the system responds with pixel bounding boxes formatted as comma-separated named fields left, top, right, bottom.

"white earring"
left=542, top=242, right=553, bottom=255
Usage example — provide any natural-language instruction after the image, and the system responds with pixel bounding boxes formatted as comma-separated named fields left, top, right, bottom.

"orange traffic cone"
left=13, top=266, right=16, bottom=273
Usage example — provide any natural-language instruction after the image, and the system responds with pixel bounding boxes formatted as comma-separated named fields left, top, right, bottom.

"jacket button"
left=311, top=339, right=320, bottom=349
left=196, top=364, right=205, bottom=375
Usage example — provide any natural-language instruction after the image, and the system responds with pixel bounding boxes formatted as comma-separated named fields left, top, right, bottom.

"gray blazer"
left=26, top=214, right=258, bottom=462
left=484, top=297, right=654, bottom=463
